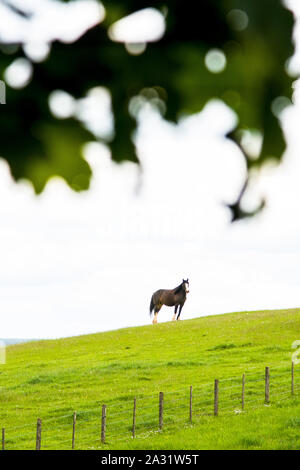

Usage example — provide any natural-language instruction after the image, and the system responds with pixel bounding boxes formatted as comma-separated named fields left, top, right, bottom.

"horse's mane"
left=173, top=283, right=183, bottom=294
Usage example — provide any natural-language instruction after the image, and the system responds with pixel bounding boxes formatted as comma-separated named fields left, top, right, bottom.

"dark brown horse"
left=149, top=279, right=189, bottom=324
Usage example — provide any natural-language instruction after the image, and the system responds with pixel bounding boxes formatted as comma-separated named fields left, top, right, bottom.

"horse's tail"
left=149, top=295, right=154, bottom=316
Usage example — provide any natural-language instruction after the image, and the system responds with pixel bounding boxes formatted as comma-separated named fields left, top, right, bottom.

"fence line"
left=1, top=362, right=299, bottom=450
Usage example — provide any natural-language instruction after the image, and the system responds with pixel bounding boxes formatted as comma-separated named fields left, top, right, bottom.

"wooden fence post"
left=189, top=386, right=193, bottom=423
left=132, top=398, right=136, bottom=438
left=265, top=367, right=270, bottom=403
left=36, top=418, right=42, bottom=450
left=242, top=373, right=245, bottom=410
left=101, top=405, right=106, bottom=444
left=292, top=361, right=294, bottom=395
left=159, top=392, right=164, bottom=430
left=72, top=411, right=76, bottom=450
left=2, top=428, right=4, bottom=450
left=214, top=379, right=219, bottom=416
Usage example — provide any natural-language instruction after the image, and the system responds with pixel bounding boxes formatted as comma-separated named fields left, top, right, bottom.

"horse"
left=149, top=279, right=189, bottom=324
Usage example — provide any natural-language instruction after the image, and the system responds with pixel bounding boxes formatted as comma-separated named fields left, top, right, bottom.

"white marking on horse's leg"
left=153, top=313, right=158, bottom=324
left=172, top=314, right=176, bottom=321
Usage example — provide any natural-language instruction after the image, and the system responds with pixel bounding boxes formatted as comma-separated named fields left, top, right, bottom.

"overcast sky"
left=1, top=0, right=300, bottom=339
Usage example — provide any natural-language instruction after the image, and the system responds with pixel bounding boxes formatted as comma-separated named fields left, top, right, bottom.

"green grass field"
left=1, top=308, right=300, bottom=450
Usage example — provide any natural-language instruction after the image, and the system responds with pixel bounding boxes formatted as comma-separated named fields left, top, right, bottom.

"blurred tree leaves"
left=0, top=0, right=296, bottom=219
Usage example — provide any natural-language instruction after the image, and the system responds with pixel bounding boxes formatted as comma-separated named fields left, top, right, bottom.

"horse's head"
left=183, top=278, right=189, bottom=293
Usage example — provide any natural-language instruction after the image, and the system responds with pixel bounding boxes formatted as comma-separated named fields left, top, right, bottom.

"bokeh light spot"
left=23, top=42, right=51, bottom=63
left=238, top=129, right=263, bottom=160
left=227, top=9, right=249, bottom=32
left=4, top=58, right=33, bottom=89
left=125, top=42, right=146, bottom=55
left=205, top=49, right=226, bottom=74
left=108, top=8, right=165, bottom=43
left=49, top=90, right=76, bottom=119
left=271, top=96, right=292, bottom=117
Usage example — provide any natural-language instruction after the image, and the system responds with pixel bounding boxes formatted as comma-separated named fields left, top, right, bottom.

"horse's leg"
left=153, top=305, right=161, bottom=324
left=176, top=304, right=183, bottom=321
left=172, top=305, right=178, bottom=321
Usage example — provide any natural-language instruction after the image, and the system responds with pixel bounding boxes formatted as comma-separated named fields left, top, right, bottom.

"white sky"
left=1, top=0, right=300, bottom=339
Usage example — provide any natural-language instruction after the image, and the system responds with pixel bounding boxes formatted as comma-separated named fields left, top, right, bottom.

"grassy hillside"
left=1, top=308, right=300, bottom=450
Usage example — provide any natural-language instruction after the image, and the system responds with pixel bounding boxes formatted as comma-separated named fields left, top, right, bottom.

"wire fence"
left=1, top=362, right=299, bottom=450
